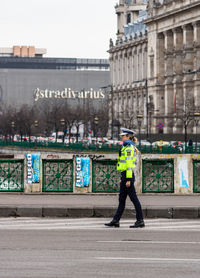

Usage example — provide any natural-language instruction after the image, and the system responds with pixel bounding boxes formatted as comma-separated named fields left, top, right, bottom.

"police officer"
left=105, top=128, right=145, bottom=228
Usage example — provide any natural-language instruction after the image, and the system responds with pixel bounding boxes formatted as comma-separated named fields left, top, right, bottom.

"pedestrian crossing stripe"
left=0, top=218, right=199, bottom=231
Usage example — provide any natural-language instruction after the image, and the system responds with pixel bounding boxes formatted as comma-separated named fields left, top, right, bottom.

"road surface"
left=0, top=218, right=200, bottom=278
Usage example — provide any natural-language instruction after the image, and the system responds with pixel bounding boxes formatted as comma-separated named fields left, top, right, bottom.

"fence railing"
left=0, top=140, right=200, bottom=154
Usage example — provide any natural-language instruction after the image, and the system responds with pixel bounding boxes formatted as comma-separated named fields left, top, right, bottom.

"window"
left=127, top=13, right=131, bottom=24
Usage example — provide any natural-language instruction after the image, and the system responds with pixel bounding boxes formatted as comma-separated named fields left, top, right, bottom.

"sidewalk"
left=0, top=194, right=200, bottom=218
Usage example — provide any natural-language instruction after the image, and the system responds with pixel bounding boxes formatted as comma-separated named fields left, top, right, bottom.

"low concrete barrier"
left=0, top=151, right=199, bottom=194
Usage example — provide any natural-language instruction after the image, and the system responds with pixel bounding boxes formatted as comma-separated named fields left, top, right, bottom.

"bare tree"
left=15, top=105, right=36, bottom=141
left=174, top=95, right=199, bottom=144
left=37, top=99, right=64, bottom=141
left=0, top=104, right=16, bottom=141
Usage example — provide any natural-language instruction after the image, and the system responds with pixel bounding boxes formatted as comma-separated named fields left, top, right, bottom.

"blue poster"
left=75, top=157, right=90, bottom=187
left=26, top=153, right=40, bottom=184
left=178, top=158, right=189, bottom=188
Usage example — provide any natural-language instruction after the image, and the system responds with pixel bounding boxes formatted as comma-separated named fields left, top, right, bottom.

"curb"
left=0, top=206, right=200, bottom=218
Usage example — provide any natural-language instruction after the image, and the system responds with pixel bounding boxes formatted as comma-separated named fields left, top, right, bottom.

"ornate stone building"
left=108, top=0, right=147, bottom=138
left=109, top=0, right=200, bottom=138
left=145, top=0, right=200, bottom=135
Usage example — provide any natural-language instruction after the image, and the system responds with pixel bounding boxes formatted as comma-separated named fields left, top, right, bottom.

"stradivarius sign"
left=34, top=88, right=105, bottom=101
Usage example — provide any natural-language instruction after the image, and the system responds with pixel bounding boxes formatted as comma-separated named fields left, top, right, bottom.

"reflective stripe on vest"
left=126, top=157, right=133, bottom=160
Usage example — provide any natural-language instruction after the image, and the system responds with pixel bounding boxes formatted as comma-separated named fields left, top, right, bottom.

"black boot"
left=105, top=220, right=120, bottom=228
left=129, top=220, right=145, bottom=228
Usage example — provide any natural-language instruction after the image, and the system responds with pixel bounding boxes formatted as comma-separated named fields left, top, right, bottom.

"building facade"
left=145, top=0, right=200, bottom=135
left=109, top=0, right=200, bottom=137
left=0, top=47, right=110, bottom=111
left=0, top=46, right=46, bottom=57
left=108, top=0, right=147, bottom=138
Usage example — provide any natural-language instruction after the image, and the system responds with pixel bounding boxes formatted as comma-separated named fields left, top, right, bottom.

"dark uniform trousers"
left=113, top=171, right=143, bottom=222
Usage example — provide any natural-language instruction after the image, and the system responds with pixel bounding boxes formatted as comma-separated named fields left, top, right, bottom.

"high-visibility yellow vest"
left=117, top=144, right=136, bottom=178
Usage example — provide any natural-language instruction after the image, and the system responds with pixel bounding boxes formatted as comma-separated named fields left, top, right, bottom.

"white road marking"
left=0, top=218, right=199, bottom=231
left=98, top=240, right=200, bottom=244
left=96, top=257, right=200, bottom=262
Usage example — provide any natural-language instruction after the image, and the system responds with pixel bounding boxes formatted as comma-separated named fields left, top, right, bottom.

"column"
left=118, top=94, right=123, bottom=125
left=128, top=50, right=132, bottom=85
left=182, top=24, right=195, bottom=134
left=120, top=51, right=123, bottom=85
left=124, top=50, right=127, bottom=85
left=193, top=21, right=200, bottom=116
left=116, top=92, right=120, bottom=124
left=182, top=24, right=194, bottom=74
left=164, top=30, right=174, bottom=133
left=157, top=33, right=165, bottom=82
left=143, top=43, right=147, bottom=80
left=173, top=27, right=184, bottom=133
left=142, top=88, right=147, bottom=128
left=133, top=89, right=137, bottom=123
left=183, top=24, right=194, bottom=133
left=116, top=53, right=120, bottom=88
left=132, top=46, right=137, bottom=82
left=155, top=33, right=165, bottom=132
left=113, top=54, right=116, bottom=88
left=108, top=88, right=113, bottom=138
left=136, top=46, right=139, bottom=81
left=164, top=30, right=174, bottom=77
left=129, top=48, right=134, bottom=84
left=138, top=45, right=142, bottom=81
left=109, top=54, right=114, bottom=86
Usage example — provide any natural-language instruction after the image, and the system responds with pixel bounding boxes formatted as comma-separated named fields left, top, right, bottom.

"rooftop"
left=0, top=56, right=109, bottom=71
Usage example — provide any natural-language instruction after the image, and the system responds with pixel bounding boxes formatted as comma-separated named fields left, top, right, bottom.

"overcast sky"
left=0, top=0, right=117, bottom=59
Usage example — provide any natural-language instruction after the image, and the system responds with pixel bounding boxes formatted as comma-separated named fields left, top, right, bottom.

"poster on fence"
left=26, top=153, right=40, bottom=184
left=75, top=157, right=90, bottom=188
left=178, top=158, right=189, bottom=188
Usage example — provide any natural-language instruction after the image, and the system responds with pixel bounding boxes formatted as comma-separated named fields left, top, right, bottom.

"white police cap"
left=119, top=128, right=135, bottom=136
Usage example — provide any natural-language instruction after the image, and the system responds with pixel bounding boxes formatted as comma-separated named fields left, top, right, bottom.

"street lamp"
left=34, top=120, right=38, bottom=128
left=34, top=120, right=39, bottom=143
left=194, top=112, right=200, bottom=152
left=11, top=121, right=15, bottom=141
left=60, top=118, right=66, bottom=145
left=94, top=116, right=99, bottom=142
left=137, top=114, right=143, bottom=148
left=112, top=119, right=120, bottom=140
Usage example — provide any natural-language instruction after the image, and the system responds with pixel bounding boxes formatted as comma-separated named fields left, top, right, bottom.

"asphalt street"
left=0, top=218, right=200, bottom=278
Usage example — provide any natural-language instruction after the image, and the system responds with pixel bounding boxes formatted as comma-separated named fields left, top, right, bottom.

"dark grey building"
left=0, top=57, right=110, bottom=109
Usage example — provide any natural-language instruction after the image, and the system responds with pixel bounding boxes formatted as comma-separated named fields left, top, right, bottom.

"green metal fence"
left=193, top=160, right=200, bottom=193
left=1, top=140, right=200, bottom=154
left=142, top=159, right=174, bottom=193
left=92, top=160, right=120, bottom=192
left=42, top=159, right=73, bottom=192
left=0, top=160, right=24, bottom=192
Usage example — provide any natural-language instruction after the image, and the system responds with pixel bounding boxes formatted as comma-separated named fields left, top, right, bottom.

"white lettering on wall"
left=27, top=154, right=33, bottom=184
left=34, top=88, right=105, bottom=101
left=76, top=158, right=82, bottom=184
